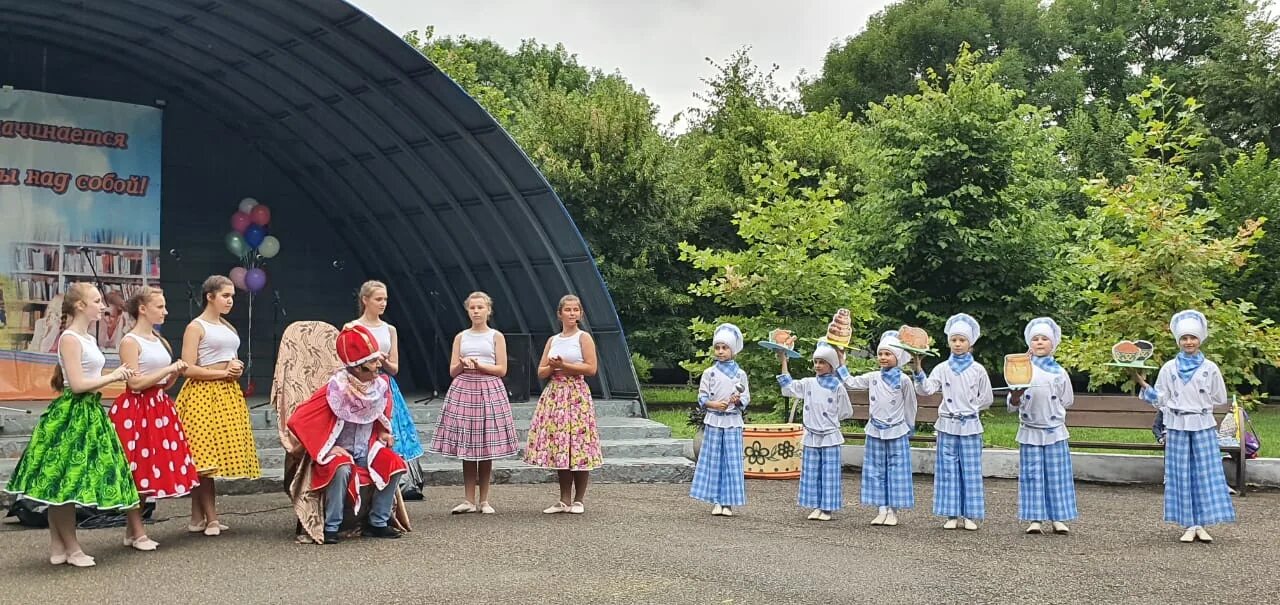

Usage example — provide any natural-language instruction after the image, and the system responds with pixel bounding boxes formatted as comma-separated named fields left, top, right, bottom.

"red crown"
left=336, top=325, right=382, bottom=367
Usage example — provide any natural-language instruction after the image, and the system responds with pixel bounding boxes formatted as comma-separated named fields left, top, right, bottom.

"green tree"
left=801, top=0, right=1065, bottom=116
left=403, top=28, right=517, bottom=126
left=1210, top=144, right=1280, bottom=323
left=1048, top=0, right=1279, bottom=163
left=512, top=75, right=696, bottom=365
left=403, top=28, right=694, bottom=366
left=1053, top=78, right=1280, bottom=397
left=679, top=146, right=892, bottom=412
left=848, top=47, right=1071, bottom=365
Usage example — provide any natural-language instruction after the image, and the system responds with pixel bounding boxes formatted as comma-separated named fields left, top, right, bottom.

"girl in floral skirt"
left=110, top=286, right=201, bottom=551
left=525, top=294, right=602, bottom=515
left=4, top=282, right=138, bottom=567
left=430, top=291, right=520, bottom=514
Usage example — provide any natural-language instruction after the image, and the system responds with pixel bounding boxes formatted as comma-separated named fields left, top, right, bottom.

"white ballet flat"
left=124, top=535, right=159, bottom=551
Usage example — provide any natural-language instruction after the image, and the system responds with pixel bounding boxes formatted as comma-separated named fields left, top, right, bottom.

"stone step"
left=417, top=457, right=694, bottom=486
left=250, top=417, right=672, bottom=450
left=0, top=399, right=642, bottom=434
left=0, top=455, right=695, bottom=495
left=250, top=438, right=686, bottom=469
left=0, top=412, right=665, bottom=458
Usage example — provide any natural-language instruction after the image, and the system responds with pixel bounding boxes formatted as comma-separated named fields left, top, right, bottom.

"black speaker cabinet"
left=504, top=333, right=533, bottom=402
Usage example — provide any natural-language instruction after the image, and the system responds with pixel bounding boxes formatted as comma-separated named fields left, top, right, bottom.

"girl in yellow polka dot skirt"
left=173, top=275, right=260, bottom=536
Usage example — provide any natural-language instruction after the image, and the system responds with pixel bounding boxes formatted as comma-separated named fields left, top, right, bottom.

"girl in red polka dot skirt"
left=109, top=287, right=201, bottom=551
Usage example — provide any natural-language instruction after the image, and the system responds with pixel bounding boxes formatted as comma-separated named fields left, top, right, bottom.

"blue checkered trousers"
left=861, top=435, right=915, bottom=508
left=1018, top=440, right=1077, bottom=521
left=799, top=445, right=843, bottom=511
left=1164, top=427, right=1235, bottom=527
left=690, top=426, right=747, bottom=506
left=933, top=432, right=984, bottom=519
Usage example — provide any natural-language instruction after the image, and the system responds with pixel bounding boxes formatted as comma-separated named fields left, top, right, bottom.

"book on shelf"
left=63, top=250, right=145, bottom=277
left=12, top=244, right=61, bottom=272
left=8, top=277, right=59, bottom=302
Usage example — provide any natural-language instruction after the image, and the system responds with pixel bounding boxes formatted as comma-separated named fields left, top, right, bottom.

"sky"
left=351, top=0, right=895, bottom=127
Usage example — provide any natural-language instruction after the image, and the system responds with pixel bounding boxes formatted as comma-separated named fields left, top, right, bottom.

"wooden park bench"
left=840, top=391, right=1248, bottom=495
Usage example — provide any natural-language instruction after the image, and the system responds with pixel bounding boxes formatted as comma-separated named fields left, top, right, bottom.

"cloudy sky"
left=351, top=0, right=895, bottom=126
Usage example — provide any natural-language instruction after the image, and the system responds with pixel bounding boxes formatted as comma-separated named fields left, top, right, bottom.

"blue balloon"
left=244, top=224, right=267, bottom=249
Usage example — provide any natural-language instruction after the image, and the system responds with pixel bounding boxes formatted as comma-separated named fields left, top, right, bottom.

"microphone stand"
left=78, top=246, right=99, bottom=285
left=246, top=290, right=287, bottom=411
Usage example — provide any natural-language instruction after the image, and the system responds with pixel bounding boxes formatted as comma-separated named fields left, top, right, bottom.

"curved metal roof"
left=0, top=0, right=640, bottom=398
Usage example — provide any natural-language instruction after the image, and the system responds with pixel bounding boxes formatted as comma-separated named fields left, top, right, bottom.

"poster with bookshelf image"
left=1, top=89, right=161, bottom=400
left=7, top=238, right=159, bottom=353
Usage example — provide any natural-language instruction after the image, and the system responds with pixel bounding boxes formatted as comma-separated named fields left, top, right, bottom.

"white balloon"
left=238, top=197, right=259, bottom=213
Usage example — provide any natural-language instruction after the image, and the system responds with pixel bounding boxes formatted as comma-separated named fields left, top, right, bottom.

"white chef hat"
left=1170, top=310, right=1208, bottom=343
left=712, top=323, right=743, bottom=355
left=1023, top=317, right=1061, bottom=351
left=877, top=330, right=911, bottom=368
left=945, top=313, right=981, bottom=344
left=812, top=339, right=840, bottom=371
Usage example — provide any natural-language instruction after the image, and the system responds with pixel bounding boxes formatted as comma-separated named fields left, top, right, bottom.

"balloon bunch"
left=224, top=198, right=280, bottom=292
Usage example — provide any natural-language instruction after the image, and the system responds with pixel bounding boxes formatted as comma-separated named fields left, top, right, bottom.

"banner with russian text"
left=0, top=89, right=161, bottom=400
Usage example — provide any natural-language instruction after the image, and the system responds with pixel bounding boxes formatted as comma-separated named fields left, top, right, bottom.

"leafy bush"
left=1052, top=77, right=1280, bottom=401
left=679, top=145, right=891, bottom=417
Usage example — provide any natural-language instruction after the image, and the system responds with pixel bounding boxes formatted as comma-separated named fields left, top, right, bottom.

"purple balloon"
left=244, top=224, right=267, bottom=249
left=245, top=267, right=268, bottom=292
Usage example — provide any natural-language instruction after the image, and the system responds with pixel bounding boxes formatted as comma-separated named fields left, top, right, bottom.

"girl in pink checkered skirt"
left=429, top=291, right=519, bottom=515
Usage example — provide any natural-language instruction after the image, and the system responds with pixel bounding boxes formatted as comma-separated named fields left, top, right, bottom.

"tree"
left=403, top=28, right=517, bottom=126
left=679, top=146, right=892, bottom=412
left=1210, top=144, right=1280, bottom=323
left=847, top=47, right=1071, bottom=366
left=801, top=0, right=1064, bottom=116
left=1048, top=0, right=1279, bottom=164
left=512, top=75, right=697, bottom=365
left=1052, top=77, right=1280, bottom=398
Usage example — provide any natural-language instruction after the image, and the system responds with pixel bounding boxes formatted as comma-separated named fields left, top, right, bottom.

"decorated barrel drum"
left=742, top=423, right=804, bottom=479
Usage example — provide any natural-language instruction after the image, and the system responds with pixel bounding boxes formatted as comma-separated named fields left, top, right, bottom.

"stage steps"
left=0, top=397, right=693, bottom=499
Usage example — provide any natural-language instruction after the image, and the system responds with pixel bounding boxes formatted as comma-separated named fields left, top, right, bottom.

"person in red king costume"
left=286, top=325, right=409, bottom=544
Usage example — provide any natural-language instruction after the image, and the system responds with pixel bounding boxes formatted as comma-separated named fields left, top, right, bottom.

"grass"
left=643, top=387, right=1280, bottom=457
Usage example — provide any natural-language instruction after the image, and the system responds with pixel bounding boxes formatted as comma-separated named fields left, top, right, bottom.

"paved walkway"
left=2, top=477, right=1277, bottom=604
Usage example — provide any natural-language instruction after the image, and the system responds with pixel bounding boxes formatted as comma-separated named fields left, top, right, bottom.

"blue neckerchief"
left=881, top=366, right=902, bottom=389
left=1032, top=355, right=1062, bottom=374
left=816, top=373, right=840, bottom=390
left=714, top=360, right=741, bottom=380
left=948, top=352, right=974, bottom=374
left=1176, top=351, right=1204, bottom=384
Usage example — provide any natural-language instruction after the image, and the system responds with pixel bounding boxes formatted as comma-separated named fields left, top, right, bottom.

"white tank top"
left=549, top=332, right=584, bottom=364
left=124, top=332, right=173, bottom=385
left=194, top=318, right=239, bottom=366
left=359, top=321, right=393, bottom=357
left=59, top=331, right=105, bottom=379
left=459, top=329, right=497, bottom=365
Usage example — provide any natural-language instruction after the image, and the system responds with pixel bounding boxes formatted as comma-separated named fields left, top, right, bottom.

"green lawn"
left=643, top=387, right=1278, bottom=457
